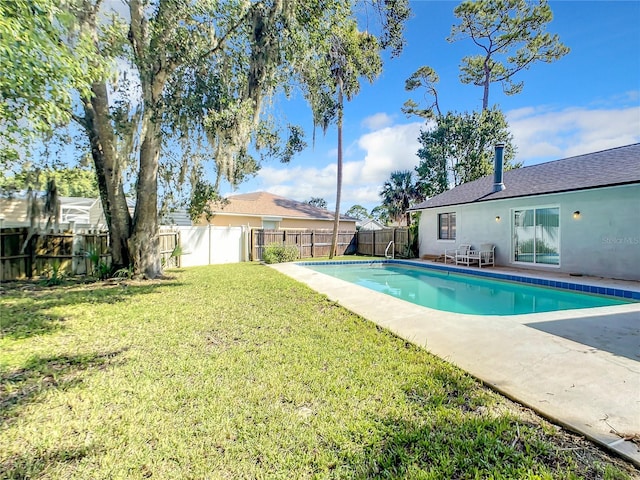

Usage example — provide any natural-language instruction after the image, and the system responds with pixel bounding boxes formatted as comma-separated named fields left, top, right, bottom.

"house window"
left=438, top=212, right=456, bottom=240
left=262, top=220, right=279, bottom=230
left=512, top=207, right=560, bottom=265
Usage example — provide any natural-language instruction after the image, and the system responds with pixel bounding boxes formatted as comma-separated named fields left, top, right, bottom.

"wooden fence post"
left=394, top=228, right=398, bottom=257
left=372, top=230, right=375, bottom=256
left=176, top=230, right=181, bottom=267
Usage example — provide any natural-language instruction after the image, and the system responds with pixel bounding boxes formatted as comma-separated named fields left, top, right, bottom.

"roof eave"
left=413, top=181, right=639, bottom=210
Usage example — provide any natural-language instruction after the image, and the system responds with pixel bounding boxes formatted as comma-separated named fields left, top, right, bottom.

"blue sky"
left=221, top=0, right=640, bottom=213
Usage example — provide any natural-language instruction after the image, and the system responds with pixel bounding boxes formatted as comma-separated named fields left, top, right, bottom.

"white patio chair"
left=454, top=244, right=476, bottom=266
left=478, top=244, right=496, bottom=268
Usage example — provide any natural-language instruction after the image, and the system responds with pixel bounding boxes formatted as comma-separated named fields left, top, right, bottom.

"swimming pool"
left=302, top=262, right=634, bottom=315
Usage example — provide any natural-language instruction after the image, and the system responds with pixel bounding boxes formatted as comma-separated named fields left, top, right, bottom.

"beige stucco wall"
left=202, top=214, right=356, bottom=231
left=197, top=214, right=261, bottom=228
left=418, top=184, right=640, bottom=281
left=280, top=218, right=356, bottom=230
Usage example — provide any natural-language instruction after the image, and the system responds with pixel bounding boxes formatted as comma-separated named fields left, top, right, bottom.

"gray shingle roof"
left=413, top=143, right=640, bottom=210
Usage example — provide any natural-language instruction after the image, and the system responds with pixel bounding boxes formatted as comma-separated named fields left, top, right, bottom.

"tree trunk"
left=482, top=54, right=491, bottom=110
left=83, top=82, right=132, bottom=271
left=329, top=83, right=344, bottom=259
left=126, top=0, right=171, bottom=279
left=129, top=114, right=162, bottom=278
left=78, top=3, right=132, bottom=272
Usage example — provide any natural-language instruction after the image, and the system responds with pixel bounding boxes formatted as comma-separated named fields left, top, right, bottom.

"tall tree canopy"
left=401, top=0, right=560, bottom=199
left=450, top=0, right=569, bottom=110
left=415, top=108, right=520, bottom=198
left=2, top=0, right=410, bottom=278
left=302, top=0, right=410, bottom=258
left=405, top=0, right=569, bottom=115
left=402, top=66, right=442, bottom=119
left=0, top=0, right=101, bottom=164
left=306, top=197, right=327, bottom=209
left=345, top=204, right=370, bottom=221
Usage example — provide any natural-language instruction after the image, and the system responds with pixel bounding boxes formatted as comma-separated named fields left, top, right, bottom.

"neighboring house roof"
left=215, top=191, right=356, bottom=221
left=160, top=209, right=192, bottom=226
left=357, top=218, right=385, bottom=230
left=60, top=197, right=97, bottom=208
left=60, top=197, right=97, bottom=223
left=413, top=143, right=640, bottom=210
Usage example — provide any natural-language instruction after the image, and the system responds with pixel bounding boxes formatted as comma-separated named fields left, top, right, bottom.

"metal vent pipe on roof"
left=493, top=143, right=506, bottom=192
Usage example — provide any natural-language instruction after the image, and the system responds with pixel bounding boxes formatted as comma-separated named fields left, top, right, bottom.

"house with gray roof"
left=412, top=143, right=640, bottom=281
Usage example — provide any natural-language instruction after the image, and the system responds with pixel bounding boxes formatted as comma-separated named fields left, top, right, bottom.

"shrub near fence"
left=251, top=229, right=356, bottom=261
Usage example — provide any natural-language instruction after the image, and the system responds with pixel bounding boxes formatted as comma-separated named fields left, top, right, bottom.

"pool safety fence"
left=251, top=227, right=413, bottom=261
left=356, top=228, right=412, bottom=258
left=251, top=229, right=356, bottom=261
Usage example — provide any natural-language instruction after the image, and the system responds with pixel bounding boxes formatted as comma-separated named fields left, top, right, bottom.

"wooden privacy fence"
left=0, top=227, right=180, bottom=281
left=355, top=228, right=412, bottom=258
left=159, top=228, right=180, bottom=268
left=251, top=229, right=356, bottom=261
left=1, top=227, right=109, bottom=281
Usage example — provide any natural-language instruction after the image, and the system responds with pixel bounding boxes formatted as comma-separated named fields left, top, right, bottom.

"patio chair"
left=454, top=244, right=476, bottom=266
left=443, top=249, right=455, bottom=264
left=456, top=243, right=495, bottom=268
left=443, top=244, right=469, bottom=264
left=477, top=244, right=496, bottom=268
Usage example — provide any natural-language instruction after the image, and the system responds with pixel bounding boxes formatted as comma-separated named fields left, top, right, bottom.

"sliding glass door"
left=512, top=207, right=560, bottom=265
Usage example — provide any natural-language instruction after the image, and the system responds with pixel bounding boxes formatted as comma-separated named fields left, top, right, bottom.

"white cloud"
left=256, top=164, right=337, bottom=204
left=354, top=122, right=424, bottom=183
left=361, top=113, right=394, bottom=130
left=248, top=101, right=640, bottom=212
left=507, top=104, right=640, bottom=164
left=253, top=121, right=425, bottom=211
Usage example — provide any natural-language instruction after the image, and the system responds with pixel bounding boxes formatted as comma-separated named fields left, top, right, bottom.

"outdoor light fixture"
left=573, top=211, right=581, bottom=219
left=495, top=216, right=501, bottom=222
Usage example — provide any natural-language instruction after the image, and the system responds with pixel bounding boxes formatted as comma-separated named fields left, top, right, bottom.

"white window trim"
left=437, top=212, right=457, bottom=241
left=511, top=205, right=561, bottom=268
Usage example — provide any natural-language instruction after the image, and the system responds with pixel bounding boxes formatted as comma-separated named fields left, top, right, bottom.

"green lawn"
left=0, top=264, right=636, bottom=479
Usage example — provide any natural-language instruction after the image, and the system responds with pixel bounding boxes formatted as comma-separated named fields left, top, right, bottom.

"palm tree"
left=380, top=170, right=423, bottom=226
left=301, top=24, right=382, bottom=258
left=326, top=27, right=382, bottom=258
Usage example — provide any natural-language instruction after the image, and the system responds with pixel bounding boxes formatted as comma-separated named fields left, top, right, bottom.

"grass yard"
left=1, top=263, right=637, bottom=479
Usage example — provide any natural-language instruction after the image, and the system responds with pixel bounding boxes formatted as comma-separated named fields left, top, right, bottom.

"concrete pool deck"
left=271, top=260, right=640, bottom=467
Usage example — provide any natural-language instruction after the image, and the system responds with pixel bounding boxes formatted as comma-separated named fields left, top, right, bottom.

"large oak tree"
left=4, top=0, right=409, bottom=278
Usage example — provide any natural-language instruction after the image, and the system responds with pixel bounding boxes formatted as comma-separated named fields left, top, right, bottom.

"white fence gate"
left=165, top=225, right=248, bottom=267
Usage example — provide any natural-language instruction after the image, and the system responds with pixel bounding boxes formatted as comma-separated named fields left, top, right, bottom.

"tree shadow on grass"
left=0, top=279, right=182, bottom=340
left=333, top=371, right=628, bottom=479
left=1, top=445, right=93, bottom=479
left=344, top=415, right=553, bottom=479
left=0, top=349, right=128, bottom=424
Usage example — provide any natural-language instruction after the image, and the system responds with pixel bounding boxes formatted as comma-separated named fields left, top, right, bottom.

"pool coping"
left=297, top=259, right=640, bottom=301
left=271, top=260, right=640, bottom=467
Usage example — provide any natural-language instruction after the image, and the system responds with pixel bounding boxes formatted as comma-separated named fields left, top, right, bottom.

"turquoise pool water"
left=303, top=263, right=633, bottom=315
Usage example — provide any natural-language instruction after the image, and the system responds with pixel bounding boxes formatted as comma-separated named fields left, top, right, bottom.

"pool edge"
left=296, top=259, right=640, bottom=301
